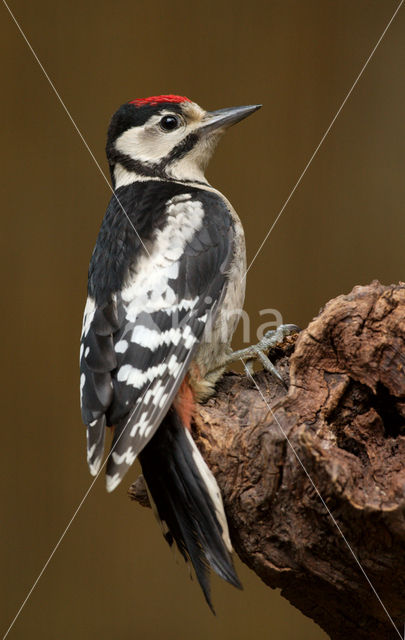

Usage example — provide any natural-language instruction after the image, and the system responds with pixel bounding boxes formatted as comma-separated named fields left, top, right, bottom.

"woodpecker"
left=80, top=94, right=261, bottom=609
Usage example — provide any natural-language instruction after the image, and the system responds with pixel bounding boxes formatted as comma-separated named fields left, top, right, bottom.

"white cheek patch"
left=115, top=120, right=186, bottom=164
left=113, top=102, right=214, bottom=184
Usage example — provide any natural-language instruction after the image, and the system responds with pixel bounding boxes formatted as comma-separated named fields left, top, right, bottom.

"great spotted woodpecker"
left=80, top=95, right=261, bottom=609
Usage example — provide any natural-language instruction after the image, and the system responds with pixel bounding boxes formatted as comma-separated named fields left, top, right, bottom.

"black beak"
left=200, top=104, right=262, bottom=134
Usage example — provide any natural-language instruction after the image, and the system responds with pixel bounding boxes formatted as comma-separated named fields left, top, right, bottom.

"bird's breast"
left=193, top=199, right=246, bottom=386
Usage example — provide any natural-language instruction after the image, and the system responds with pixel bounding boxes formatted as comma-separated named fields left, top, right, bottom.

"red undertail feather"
left=173, top=377, right=195, bottom=432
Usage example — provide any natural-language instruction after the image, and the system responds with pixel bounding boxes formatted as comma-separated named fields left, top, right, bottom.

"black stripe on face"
left=108, top=148, right=165, bottom=179
left=166, top=132, right=199, bottom=163
left=108, top=131, right=200, bottom=181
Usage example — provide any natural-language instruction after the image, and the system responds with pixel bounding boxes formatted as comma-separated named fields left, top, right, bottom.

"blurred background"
left=1, top=0, right=404, bottom=638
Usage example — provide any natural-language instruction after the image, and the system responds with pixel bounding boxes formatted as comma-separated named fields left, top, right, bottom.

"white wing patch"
left=80, top=373, right=86, bottom=408
left=115, top=340, right=128, bottom=353
left=81, top=297, right=96, bottom=338
left=106, top=473, right=122, bottom=493
left=101, top=196, right=207, bottom=490
left=130, top=325, right=183, bottom=349
left=111, top=447, right=136, bottom=466
left=117, top=362, right=168, bottom=388
left=121, top=197, right=203, bottom=321
left=82, top=192, right=229, bottom=493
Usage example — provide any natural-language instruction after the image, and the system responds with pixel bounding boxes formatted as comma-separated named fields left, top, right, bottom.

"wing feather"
left=80, top=188, right=233, bottom=488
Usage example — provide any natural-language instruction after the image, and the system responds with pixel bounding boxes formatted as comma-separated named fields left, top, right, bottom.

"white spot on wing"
left=87, top=444, right=96, bottom=459
left=130, top=325, right=162, bottom=349
left=106, top=473, right=121, bottom=493
left=80, top=373, right=86, bottom=407
left=130, top=411, right=149, bottom=437
left=89, top=456, right=101, bottom=476
left=177, top=298, right=198, bottom=312
left=117, top=363, right=167, bottom=389
left=130, top=326, right=183, bottom=350
left=81, top=297, right=96, bottom=338
left=112, top=446, right=136, bottom=467
left=121, top=200, right=204, bottom=323
left=151, top=380, right=165, bottom=406
left=167, top=354, right=182, bottom=376
left=182, top=325, right=196, bottom=350
left=158, top=392, right=169, bottom=408
left=115, top=340, right=128, bottom=353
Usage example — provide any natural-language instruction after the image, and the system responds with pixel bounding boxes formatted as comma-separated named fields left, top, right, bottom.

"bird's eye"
left=160, top=115, right=180, bottom=131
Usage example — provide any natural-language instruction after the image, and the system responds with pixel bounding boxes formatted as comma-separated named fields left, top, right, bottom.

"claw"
left=212, top=323, right=300, bottom=387
left=255, top=349, right=287, bottom=389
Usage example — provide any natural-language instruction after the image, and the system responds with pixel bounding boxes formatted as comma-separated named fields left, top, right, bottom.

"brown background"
left=1, top=1, right=404, bottom=638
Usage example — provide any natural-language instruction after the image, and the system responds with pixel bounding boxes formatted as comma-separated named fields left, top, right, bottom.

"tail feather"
left=139, top=408, right=242, bottom=611
left=174, top=433, right=240, bottom=585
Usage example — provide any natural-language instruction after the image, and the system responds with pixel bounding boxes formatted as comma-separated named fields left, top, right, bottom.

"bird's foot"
left=223, top=324, right=300, bottom=388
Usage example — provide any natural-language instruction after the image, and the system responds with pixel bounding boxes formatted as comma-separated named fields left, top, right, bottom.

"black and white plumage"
left=80, top=95, right=261, bottom=608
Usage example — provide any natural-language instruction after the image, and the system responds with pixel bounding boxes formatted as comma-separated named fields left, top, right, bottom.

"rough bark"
left=129, top=281, right=405, bottom=640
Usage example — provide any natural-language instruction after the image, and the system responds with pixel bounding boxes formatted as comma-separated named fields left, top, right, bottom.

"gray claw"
left=255, top=349, right=287, bottom=388
left=209, top=323, right=299, bottom=387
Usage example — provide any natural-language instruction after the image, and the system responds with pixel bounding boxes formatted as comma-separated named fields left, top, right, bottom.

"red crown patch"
left=129, top=95, right=191, bottom=107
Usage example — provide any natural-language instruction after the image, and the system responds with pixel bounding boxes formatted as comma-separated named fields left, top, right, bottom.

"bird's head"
left=106, top=95, right=261, bottom=187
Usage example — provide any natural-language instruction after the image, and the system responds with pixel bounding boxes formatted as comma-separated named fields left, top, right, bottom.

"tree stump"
left=130, top=281, right=405, bottom=640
